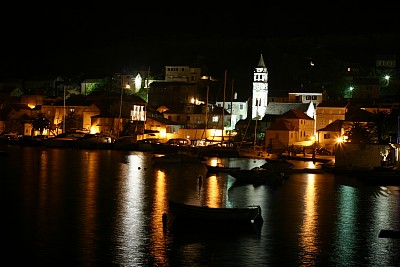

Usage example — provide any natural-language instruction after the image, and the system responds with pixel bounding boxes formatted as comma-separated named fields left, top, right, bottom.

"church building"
left=252, top=54, right=268, bottom=120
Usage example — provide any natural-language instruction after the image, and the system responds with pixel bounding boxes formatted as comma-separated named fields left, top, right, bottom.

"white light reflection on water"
left=367, top=186, right=398, bottom=266
left=332, top=184, right=400, bottom=266
left=333, top=185, right=358, bottom=264
left=298, top=174, right=320, bottom=265
left=117, top=153, right=146, bottom=266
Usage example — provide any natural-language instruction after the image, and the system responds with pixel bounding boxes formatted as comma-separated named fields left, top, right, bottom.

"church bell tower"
left=252, top=54, right=268, bottom=120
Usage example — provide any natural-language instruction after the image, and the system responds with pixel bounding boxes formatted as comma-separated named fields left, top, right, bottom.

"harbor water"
left=2, top=146, right=400, bottom=266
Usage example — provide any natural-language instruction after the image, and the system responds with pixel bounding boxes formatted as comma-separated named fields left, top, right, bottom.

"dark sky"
left=2, top=3, right=399, bottom=94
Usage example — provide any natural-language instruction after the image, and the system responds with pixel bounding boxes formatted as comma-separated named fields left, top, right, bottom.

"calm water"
left=2, top=146, right=400, bottom=267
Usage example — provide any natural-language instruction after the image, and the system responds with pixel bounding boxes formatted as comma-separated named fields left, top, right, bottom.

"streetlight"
left=384, top=75, right=390, bottom=87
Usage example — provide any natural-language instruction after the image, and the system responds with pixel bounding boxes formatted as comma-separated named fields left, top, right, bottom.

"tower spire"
left=258, top=54, right=266, bottom=68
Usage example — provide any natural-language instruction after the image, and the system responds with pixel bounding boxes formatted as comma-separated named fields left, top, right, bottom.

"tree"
left=372, top=110, right=396, bottom=143
left=345, top=122, right=374, bottom=143
left=31, top=113, right=51, bottom=135
left=90, top=77, right=119, bottom=94
left=5, top=114, right=29, bottom=134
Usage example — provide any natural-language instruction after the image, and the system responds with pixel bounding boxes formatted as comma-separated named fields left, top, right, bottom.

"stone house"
left=265, top=109, right=314, bottom=151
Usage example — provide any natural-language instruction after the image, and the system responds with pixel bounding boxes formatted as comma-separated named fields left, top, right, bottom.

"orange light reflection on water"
left=80, top=151, right=98, bottom=263
left=202, top=175, right=226, bottom=208
left=151, top=169, right=168, bottom=266
left=299, top=174, right=319, bottom=264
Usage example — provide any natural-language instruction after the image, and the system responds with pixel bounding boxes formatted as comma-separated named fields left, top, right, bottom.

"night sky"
left=2, top=3, right=399, bottom=95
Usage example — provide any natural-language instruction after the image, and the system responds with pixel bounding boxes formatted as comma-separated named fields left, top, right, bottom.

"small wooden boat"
left=286, top=168, right=325, bottom=174
left=152, top=154, right=203, bottom=164
left=168, top=200, right=263, bottom=223
left=206, top=163, right=241, bottom=174
left=378, top=229, right=400, bottom=239
left=261, top=158, right=295, bottom=172
left=229, top=167, right=287, bottom=186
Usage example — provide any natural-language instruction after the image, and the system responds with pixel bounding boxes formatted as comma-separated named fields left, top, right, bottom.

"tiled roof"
left=267, top=119, right=295, bottom=131
left=281, top=109, right=313, bottom=120
left=318, top=120, right=344, bottom=132
left=346, top=108, right=375, bottom=122
left=265, top=102, right=310, bottom=115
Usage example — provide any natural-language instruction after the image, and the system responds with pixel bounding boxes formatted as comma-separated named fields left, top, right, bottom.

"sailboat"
left=197, top=70, right=240, bottom=158
left=237, top=118, right=269, bottom=159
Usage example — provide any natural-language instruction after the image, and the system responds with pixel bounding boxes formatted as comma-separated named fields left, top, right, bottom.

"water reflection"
left=118, top=153, right=146, bottom=266
left=202, top=175, right=223, bottom=207
left=80, top=151, right=99, bottom=263
left=298, top=174, right=319, bottom=264
left=333, top=184, right=358, bottom=264
left=151, top=169, right=169, bottom=266
left=3, top=147, right=399, bottom=266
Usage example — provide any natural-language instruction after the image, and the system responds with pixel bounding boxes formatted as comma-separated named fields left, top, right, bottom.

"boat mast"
left=117, top=86, right=123, bottom=140
left=254, top=101, right=259, bottom=146
left=63, top=85, right=66, bottom=133
left=254, top=118, right=257, bottom=145
left=229, top=79, right=234, bottom=143
left=222, top=70, right=227, bottom=144
left=201, top=86, right=209, bottom=143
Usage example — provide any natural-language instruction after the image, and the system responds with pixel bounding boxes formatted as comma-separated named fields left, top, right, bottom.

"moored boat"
left=378, top=229, right=400, bottom=239
left=152, top=153, right=203, bottom=164
left=206, top=163, right=241, bottom=174
left=168, top=200, right=263, bottom=224
left=229, top=167, right=287, bottom=186
left=43, top=133, right=86, bottom=148
left=197, top=144, right=240, bottom=158
left=237, top=145, right=269, bottom=159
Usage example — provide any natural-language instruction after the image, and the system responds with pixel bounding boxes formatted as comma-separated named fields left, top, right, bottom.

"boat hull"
left=238, top=146, right=269, bottom=159
left=168, top=201, right=262, bottom=223
left=206, top=165, right=241, bottom=174
left=229, top=168, right=286, bottom=186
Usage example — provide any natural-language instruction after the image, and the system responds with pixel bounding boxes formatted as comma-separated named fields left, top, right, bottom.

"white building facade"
left=252, top=54, right=268, bottom=119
